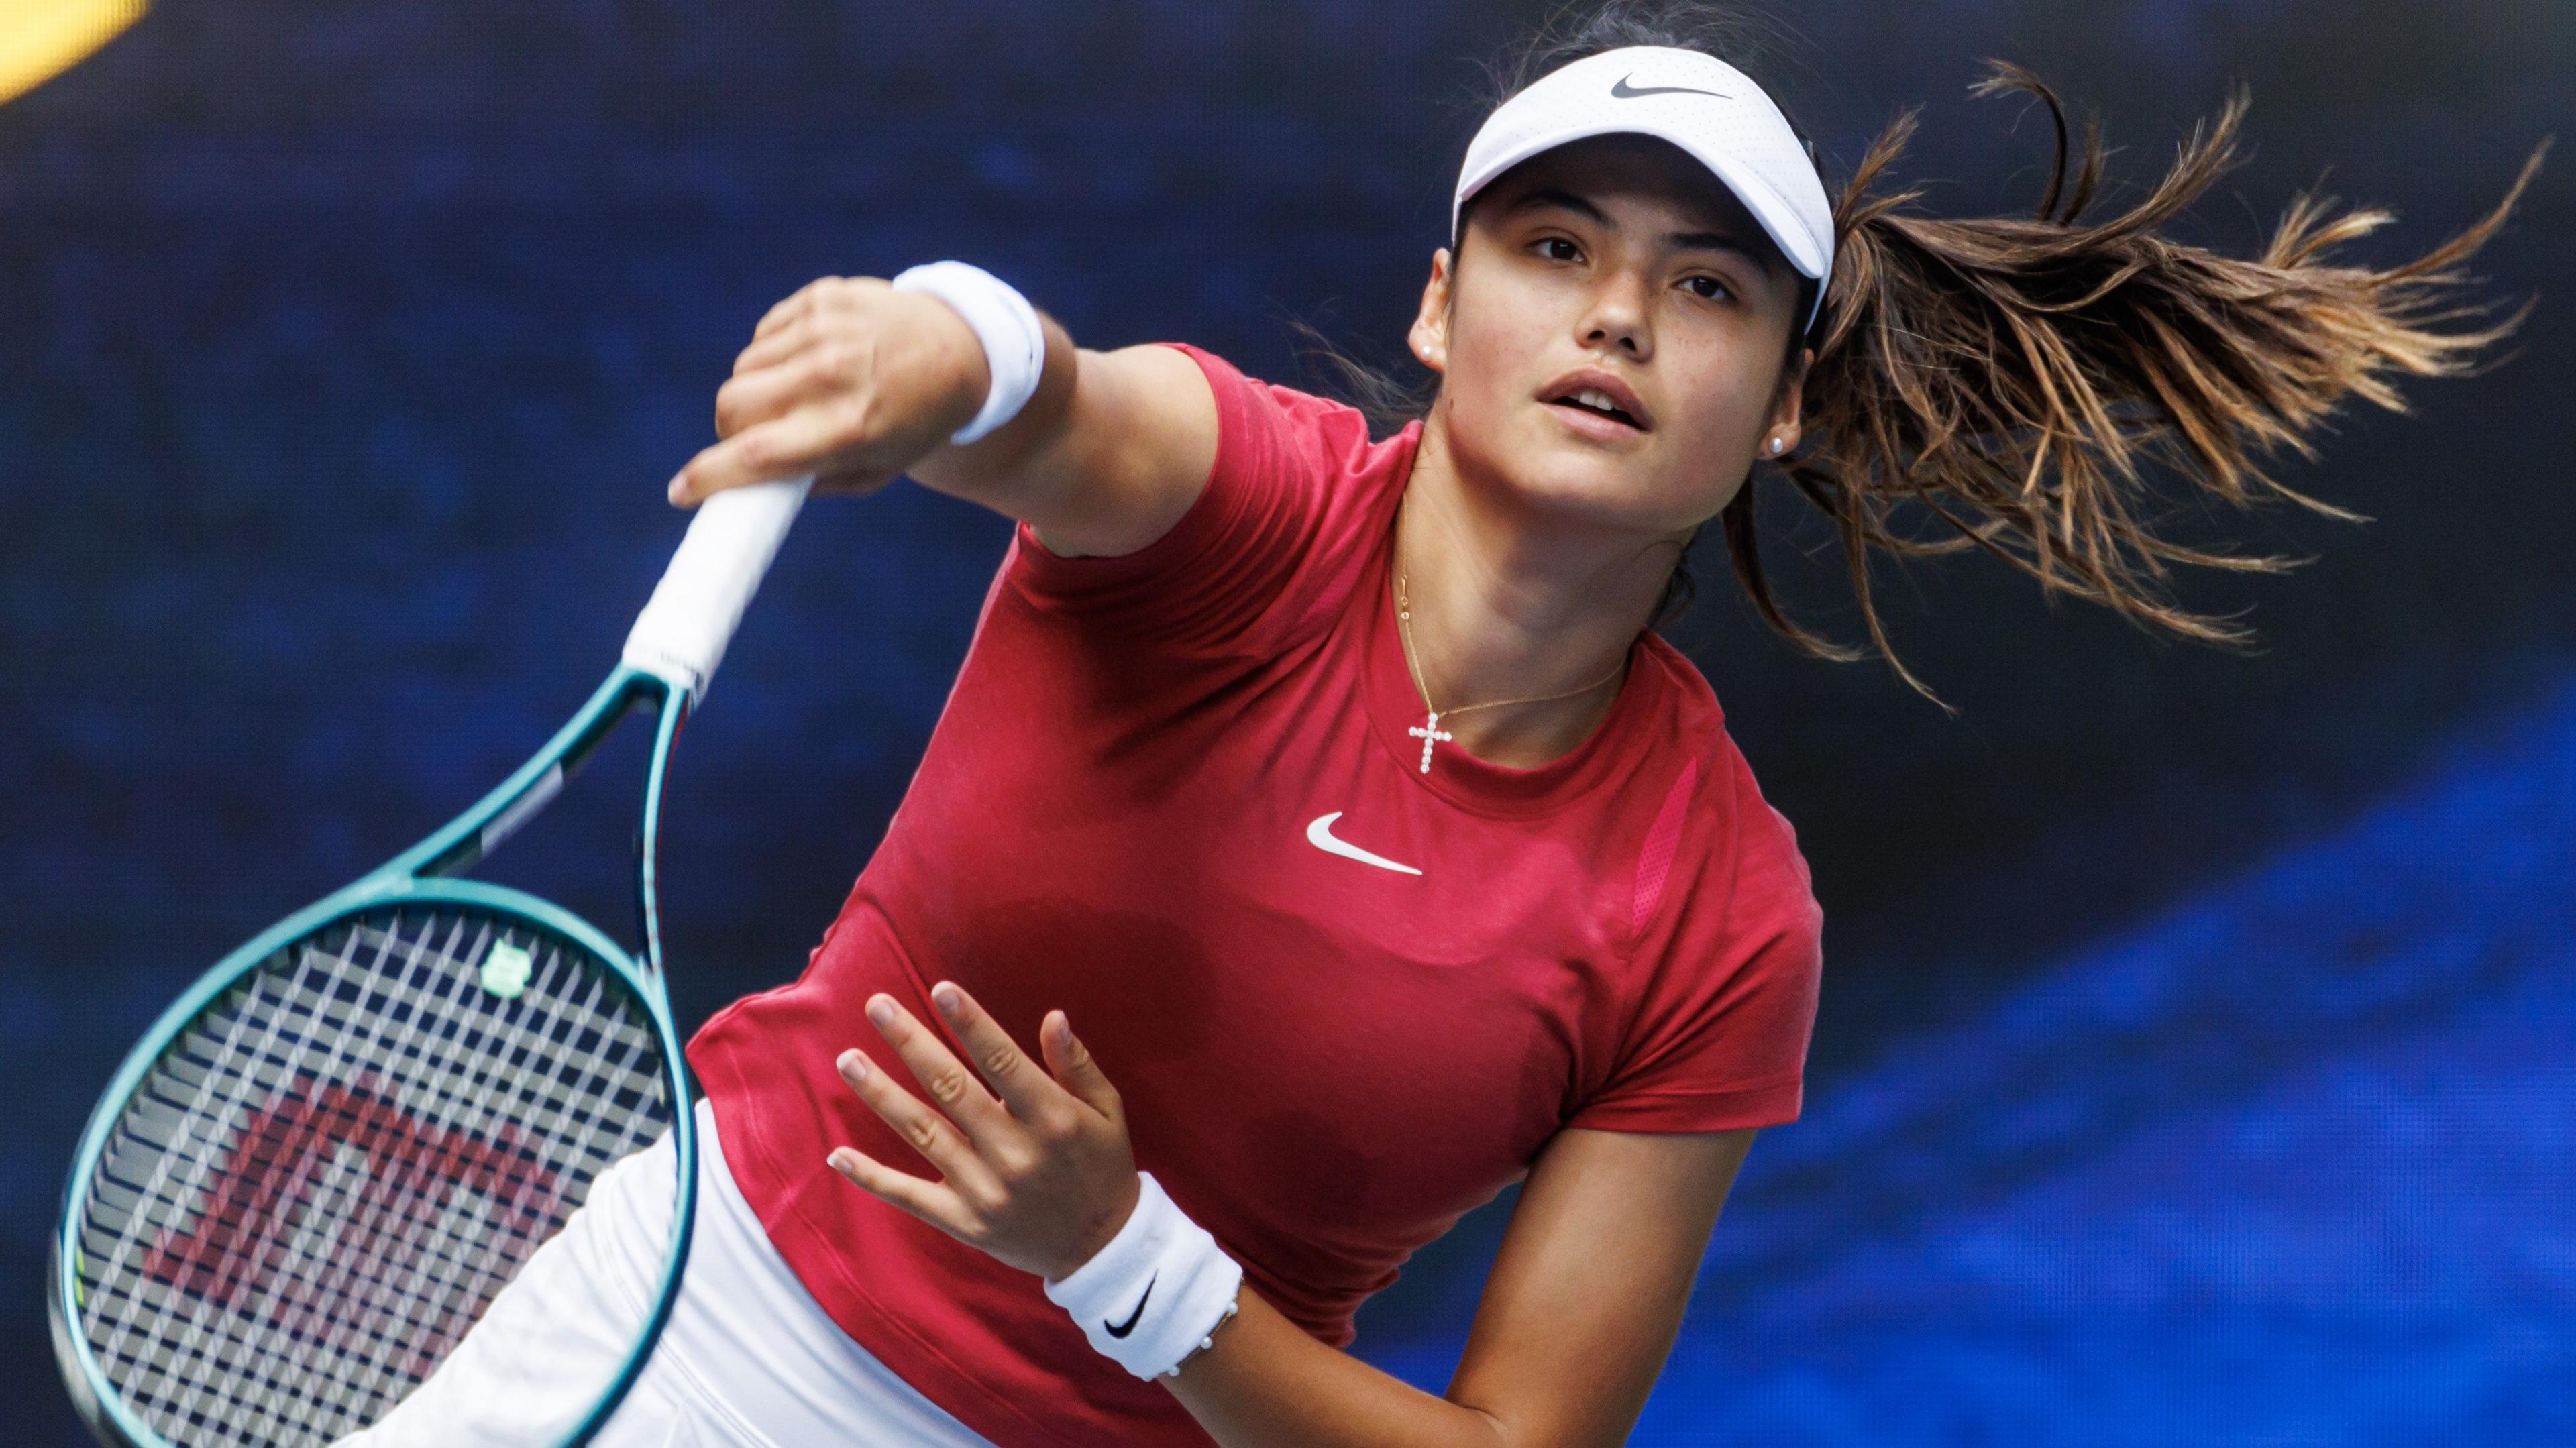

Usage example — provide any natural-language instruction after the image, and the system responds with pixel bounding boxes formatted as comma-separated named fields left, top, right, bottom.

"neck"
left=1393, top=412, right=1684, bottom=768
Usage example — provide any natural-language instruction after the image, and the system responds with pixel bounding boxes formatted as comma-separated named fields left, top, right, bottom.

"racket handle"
left=622, top=475, right=814, bottom=702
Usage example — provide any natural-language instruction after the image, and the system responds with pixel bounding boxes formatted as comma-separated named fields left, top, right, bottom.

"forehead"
left=1470, top=133, right=1784, bottom=266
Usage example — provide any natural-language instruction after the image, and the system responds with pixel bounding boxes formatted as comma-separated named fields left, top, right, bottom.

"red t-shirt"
left=687, top=345, right=1825, bottom=1447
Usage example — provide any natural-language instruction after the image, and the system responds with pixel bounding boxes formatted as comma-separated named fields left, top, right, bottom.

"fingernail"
left=867, top=996, right=896, bottom=1028
left=838, top=1049, right=867, bottom=1080
left=932, top=981, right=961, bottom=1015
left=828, top=1149, right=856, bottom=1173
left=666, top=474, right=688, bottom=504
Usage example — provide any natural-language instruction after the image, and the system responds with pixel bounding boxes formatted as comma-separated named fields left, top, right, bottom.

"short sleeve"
left=1002, top=343, right=1409, bottom=658
left=1567, top=746, right=1825, bottom=1135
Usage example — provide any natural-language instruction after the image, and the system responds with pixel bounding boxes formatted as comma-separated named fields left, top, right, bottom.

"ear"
left=1407, top=248, right=1455, bottom=374
left=1766, top=345, right=1813, bottom=455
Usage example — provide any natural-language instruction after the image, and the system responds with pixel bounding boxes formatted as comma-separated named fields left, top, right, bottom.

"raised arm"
left=667, top=274, right=1219, bottom=560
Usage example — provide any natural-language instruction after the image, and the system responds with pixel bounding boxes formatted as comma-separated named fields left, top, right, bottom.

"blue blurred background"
left=3, top=1, right=2570, bottom=1443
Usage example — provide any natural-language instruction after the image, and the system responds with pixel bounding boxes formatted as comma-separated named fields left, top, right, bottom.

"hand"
left=827, top=982, right=1142, bottom=1283
left=669, top=276, right=992, bottom=506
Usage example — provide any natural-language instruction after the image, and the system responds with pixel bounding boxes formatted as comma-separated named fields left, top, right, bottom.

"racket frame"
left=52, top=665, right=700, bottom=1448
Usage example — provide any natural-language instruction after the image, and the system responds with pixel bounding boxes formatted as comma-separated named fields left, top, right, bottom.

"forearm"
left=901, top=311, right=1078, bottom=507
left=678, top=273, right=1212, bottom=550
left=814, top=987, right=1746, bottom=1448
left=1161, top=1288, right=1513, bottom=1448
left=908, top=319, right=1216, bottom=560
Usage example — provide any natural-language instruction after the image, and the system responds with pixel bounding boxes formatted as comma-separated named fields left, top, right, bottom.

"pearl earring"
left=1766, top=437, right=1786, bottom=456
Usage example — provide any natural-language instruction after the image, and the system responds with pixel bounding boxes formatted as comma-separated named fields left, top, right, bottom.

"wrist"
left=1047, top=1174, right=1144, bottom=1284
left=1159, top=1291, right=1240, bottom=1382
left=1042, top=1171, right=1244, bottom=1381
left=893, top=290, right=991, bottom=442
left=889, top=261, right=1046, bottom=447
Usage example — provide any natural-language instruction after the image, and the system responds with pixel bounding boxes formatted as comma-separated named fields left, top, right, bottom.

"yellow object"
left=0, top=0, right=148, bottom=107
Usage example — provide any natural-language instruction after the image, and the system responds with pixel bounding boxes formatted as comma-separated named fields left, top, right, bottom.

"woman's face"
left=1413, top=134, right=1810, bottom=541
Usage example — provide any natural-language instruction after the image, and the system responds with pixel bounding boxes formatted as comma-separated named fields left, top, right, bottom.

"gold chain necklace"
left=1394, top=569, right=1627, bottom=775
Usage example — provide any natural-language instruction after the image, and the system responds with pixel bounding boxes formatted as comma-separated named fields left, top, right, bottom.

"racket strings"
left=166, top=917, right=580, bottom=1435
left=94, top=915, right=484, bottom=1441
left=100, top=913, right=658, bottom=1443
left=75, top=907, right=676, bottom=1447
left=127, top=916, right=506, bottom=1439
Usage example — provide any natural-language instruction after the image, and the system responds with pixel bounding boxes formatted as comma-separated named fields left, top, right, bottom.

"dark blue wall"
left=5, top=2, right=2571, bottom=1442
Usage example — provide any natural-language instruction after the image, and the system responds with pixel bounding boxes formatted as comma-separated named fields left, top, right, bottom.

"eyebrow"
left=1504, top=188, right=1775, bottom=272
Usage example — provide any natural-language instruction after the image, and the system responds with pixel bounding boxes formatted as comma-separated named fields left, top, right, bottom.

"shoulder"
left=1000, top=345, right=1420, bottom=657
left=1167, top=343, right=1413, bottom=495
left=1624, top=643, right=1818, bottom=948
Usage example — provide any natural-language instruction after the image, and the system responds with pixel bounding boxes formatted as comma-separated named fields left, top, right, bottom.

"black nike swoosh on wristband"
left=1611, top=76, right=1731, bottom=100
left=1106, top=1273, right=1155, bottom=1339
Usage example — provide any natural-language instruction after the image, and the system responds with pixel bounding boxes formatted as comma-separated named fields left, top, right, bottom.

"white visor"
left=1453, top=46, right=1834, bottom=329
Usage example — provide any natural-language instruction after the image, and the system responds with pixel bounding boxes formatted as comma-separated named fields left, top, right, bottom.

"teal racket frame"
left=51, top=667, right=701, bottom=1448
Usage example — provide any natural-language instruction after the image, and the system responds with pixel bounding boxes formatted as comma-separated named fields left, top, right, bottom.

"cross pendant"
left=1409, top=711, right=1453, bottom=773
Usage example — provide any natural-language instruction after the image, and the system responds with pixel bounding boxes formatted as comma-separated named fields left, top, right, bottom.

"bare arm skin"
left=1162, top=1124, right=1756, bottom=1448
left=834, top=987, right=1758, bottom=1448
left=669, top=276, right=1218, bottom=561
left=688, top=280, right=1757, bottom=1445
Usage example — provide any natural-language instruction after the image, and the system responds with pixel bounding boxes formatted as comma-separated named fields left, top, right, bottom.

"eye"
left=1681, top=274, right=1732, bottom=302
left=1534, top=236, right=1585, bottom=264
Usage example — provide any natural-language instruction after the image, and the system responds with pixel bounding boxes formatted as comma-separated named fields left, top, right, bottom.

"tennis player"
left=350, top=3, right=2529, bottom=1445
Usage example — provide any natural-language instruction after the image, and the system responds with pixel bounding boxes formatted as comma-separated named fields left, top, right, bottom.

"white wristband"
left=1043, top=1172, right=1244, bottom=1381
left=890, top=261, right=1046, bottom=447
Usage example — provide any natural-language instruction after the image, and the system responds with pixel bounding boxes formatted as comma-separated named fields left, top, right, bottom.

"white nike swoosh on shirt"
left=1305, top=812, right=1424, bottom=877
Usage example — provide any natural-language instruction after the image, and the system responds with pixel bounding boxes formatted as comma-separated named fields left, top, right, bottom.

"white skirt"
left=340, top=1099, right=999, bottom=1448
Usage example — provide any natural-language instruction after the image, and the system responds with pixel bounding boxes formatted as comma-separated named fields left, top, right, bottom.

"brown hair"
left=1320, top=0, right=2544, bottom=708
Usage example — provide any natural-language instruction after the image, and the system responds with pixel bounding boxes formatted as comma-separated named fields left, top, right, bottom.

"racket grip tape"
left=621, top=475, right=814, bottom=701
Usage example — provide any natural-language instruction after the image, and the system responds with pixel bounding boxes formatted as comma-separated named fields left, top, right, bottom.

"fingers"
left=712, top=350, right=824, bottom=440
left=672, top=279, right=882, bottom=504
left=1040, top=1009, right=1124, bottom=1124
left=708, top=351, right=914, bottom=501
left=831, top=993, right=1134, bottom=1281
left=863, top=993, right=1018, bottom=1145
left=743, top=274, right=890, bottom=361
left=833, top=1046, right=1002, bottom=1204
left=927, top=982, right=1061, bottom=1122
left=733, top=311, right=816, bottom=378
left=749, top=276, right=836, bottom=345
left=669, top=403, right=854, bottom=506
left=825, top=1143, right=983, bottom=1242
left=680, top=274, right=977, bottom=507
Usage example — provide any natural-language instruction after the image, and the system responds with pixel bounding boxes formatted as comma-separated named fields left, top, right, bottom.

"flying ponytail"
left=1307, top=1, right=2541, bottom=705
left=1733, top=64, right=2543, bottom=705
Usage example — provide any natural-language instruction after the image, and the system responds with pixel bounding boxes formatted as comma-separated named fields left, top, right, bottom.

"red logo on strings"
left=142, top=1073, right=564, bottom=1374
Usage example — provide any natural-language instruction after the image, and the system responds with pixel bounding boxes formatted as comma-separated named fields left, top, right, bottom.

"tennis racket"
left=50, top=475, right=814, bottom=1448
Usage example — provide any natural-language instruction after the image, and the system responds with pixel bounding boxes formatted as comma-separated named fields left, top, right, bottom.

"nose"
left=1580, top=266, right=1655, bottom=362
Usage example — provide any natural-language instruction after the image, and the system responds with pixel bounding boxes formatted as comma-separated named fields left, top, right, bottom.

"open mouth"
left=1549, top=388, right=1644, bottom=429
